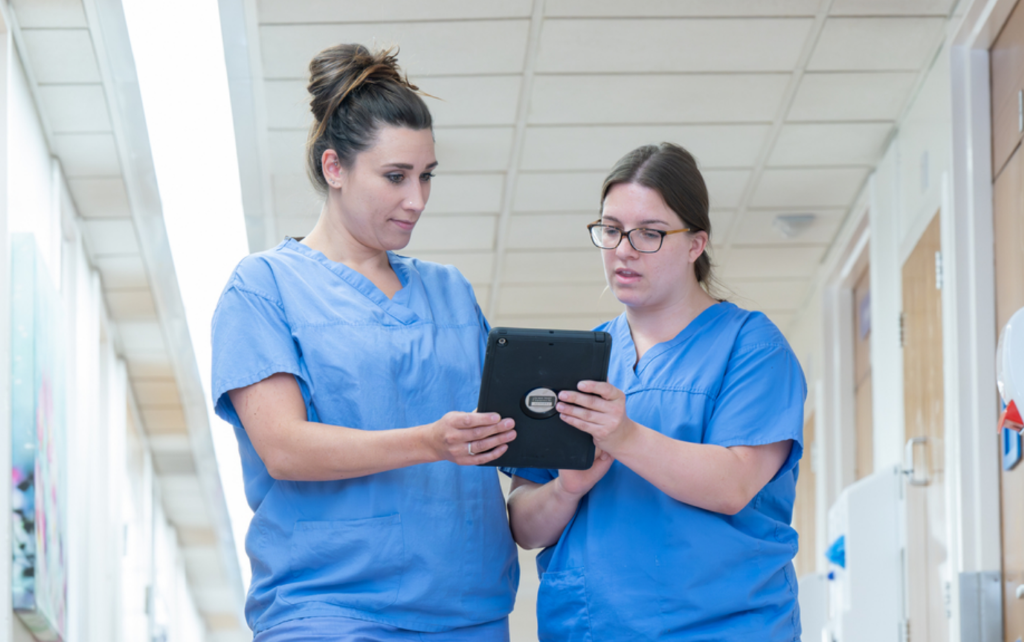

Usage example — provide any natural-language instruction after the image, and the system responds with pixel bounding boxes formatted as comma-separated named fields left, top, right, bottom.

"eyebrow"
left=382, top=162, right=439, bottom=170
left=602, top=215, right=671, bottom=227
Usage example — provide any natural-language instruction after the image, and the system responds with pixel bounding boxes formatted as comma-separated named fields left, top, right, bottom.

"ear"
left=688, top=231, right=709, bottom=265
left=321, top=149, right=344, bottom=189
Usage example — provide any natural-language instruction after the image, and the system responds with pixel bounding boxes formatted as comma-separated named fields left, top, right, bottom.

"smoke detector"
left=772, top=213, right=816, bottom=239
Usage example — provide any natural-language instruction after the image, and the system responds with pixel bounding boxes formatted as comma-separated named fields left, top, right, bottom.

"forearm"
left=507, top=478, right=583, bottom=550
left=262, top=420, right=437, bottom=481
left=610, top=424, right=756, bottom=514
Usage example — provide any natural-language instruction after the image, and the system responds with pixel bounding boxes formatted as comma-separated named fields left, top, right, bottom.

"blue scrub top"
left=506, top=303, right=806, bottom=641
left=211, top=239, right=519, bottom=634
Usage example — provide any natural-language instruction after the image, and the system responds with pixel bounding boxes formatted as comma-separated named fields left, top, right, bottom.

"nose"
left=615, top=233, right=640, bottom=260
left=403, top=181, right=427, bottom=214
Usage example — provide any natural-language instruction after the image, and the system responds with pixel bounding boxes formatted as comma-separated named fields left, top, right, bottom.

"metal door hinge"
left=934, top=251, right=943, bottom=290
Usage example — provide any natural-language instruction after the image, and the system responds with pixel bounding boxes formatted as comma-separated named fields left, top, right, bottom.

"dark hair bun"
left=305, top=44, right=433, bottom=192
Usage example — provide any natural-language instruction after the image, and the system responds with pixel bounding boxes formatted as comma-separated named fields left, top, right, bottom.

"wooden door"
left=793, top=413, right=816, bottom=577
left=902, top=214, right=948, bottom=642
left=853, top=264, right=873, bottom=481
left=993, top=124, right=1024, bottom=642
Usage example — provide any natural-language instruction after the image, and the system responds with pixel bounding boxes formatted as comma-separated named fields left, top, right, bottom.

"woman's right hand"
left=555, top=448, right=614, bottom=498
left=427, top=411, right=516, bottom=466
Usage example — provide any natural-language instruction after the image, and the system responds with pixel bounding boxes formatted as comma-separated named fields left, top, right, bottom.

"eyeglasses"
left=587, top=221, right=691, bottom=253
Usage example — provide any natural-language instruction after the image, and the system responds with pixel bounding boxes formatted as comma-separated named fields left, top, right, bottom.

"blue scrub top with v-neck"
left=211, top=239, right=519, bottom=635
left=505, top=302, right=806, bottom=641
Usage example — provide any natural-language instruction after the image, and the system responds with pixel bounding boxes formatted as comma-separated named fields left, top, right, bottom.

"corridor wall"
left=0, top=34, right=210, bottom=642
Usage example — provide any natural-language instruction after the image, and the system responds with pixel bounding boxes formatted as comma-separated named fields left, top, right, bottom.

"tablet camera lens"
left=498, top=338, right=507, bottom=346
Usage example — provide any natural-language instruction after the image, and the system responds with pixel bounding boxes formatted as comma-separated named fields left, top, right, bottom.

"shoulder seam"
left=229, top=283, right=286, bottom=311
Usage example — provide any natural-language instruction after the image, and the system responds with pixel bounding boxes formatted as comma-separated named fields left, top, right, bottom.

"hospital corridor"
left=0, top=0, right=1021, bottom=640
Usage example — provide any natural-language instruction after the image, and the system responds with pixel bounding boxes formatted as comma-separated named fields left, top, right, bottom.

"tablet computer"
left=477, top=327, right=612, bottom=470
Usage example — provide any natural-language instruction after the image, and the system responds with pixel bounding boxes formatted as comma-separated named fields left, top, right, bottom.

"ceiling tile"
left=492, top=315, right=608, bottom=331
left=502, top=250, right=604, bottom=284
left=21, top=29, right=100, bottom=83
left=830, top=0, right=956, bottom=17
left=81, top=219, right=140, bottom=256
left=146, top=434, right=193, bottom=453
left=507, top=212, right=597, bottom=250
left=788, top=72, right=916, bottom=121
left=703, top=170, right=751, bottom=210
left=105, top=289, right=158, bottom=320
left=256, top=0, right=533, bottom=23
left=497, top=283, right=624, bottom=316
left=272, top=174, right=323, bottom=218
left=125, top=352, right=174, bottom=379
left=709, top=210, right=736, bottom=239
left=722, top=278, right=811, bottom=312
left=94, top=255, right=149, bottom=290
left=118, top=321, right=167, bottom=355
left=421, top=76, right=522, bottom=127
left=768, top=122, right=892, bottom=167
left=11, top=0, right=87, bottom=27
left=428, top=173, right=505, bottom=214
left=719, top=246, right=827, bottom=279
left=519, top=124, right=770, bottom=171
left=537, top=18, right=812, bottom=73
left=259, top=21, right=530, bottom=79
left=68, top=177, right=132, bottom=219
left=53, top=133, right=121, bottom=177
left=529, top=74, right=790, bottom=125
left=435, top=127, right=514, bottom=172
left=132, top=380, right=182, bottom=407
left=403, top=214, right=496, bottom=252
left=545, top=0, right=818, bottom=17
left=264, top=76, right=523, bottom=129
left=36, top=84, right=110, bottom=133
left=807, top=17, right=945, bottom=72
left=514, top=172, right=604, bottom=212
left=401, top=251, right=494, bottom=284
left=752, top=167, right=868, bottom=208
left=731, top=209, right=846, bottom=245
left=140, top=406, right=187, bottom=434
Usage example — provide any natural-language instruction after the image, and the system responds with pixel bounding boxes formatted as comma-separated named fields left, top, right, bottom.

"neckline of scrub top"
left=282, top=238, right=420, bottom=325
left=617, top=301, right=732, bottom=379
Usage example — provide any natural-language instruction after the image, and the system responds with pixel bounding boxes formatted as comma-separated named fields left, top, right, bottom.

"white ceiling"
left=228, top=0, right=955, bottom=335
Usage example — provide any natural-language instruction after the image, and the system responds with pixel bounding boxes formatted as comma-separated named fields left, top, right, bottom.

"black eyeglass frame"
left=586, top=220, right=692, bottom=254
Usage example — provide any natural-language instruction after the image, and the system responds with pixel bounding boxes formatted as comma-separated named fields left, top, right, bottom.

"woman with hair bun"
left=211, top=44, right=518, bottom=640
left=505, top=143, right=806, bottom=641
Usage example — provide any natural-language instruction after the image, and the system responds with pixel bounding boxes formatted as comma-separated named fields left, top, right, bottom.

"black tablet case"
left=477, top=327, right=612, bottom=470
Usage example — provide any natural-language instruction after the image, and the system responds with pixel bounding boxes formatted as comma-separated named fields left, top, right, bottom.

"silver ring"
left=467, top=443, right=475, bottom=456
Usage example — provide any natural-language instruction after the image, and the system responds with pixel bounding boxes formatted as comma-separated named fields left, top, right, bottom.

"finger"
left=557, top=389, right=604, bottom=411
left=556, top=401, right=600, bottom=424
left=470, top=430, right=517, bottom=454
left=559, top=412, right=598, bottom=434
left=456, top=412, right=504, bottom=429
left=464, top=419, right=516, bottom=441
left=473, top=443, right=511, bottom=464
left=577, top=380, right=620, bottom=401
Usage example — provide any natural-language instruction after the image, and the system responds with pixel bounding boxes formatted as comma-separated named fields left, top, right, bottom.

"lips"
left=391, top=219, right=416, bottom=231
left=613, top=267, right=642, bottom=284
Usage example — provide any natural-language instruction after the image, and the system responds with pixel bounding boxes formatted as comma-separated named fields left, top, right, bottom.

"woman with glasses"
left=211, top=44, right=518, bottom=641
left=504, top=143, right=806, bottom=641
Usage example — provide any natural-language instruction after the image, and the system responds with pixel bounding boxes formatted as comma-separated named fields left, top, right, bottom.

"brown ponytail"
left=306, top=44, right=432, bottom=192
left=601, top=143, right=723, bottom=298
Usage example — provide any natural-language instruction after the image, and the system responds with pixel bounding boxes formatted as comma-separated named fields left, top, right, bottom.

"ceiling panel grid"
left=232, top=0, right=954, bottom=339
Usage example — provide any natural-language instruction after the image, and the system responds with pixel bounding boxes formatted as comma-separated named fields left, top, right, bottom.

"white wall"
left=3, top=35, right=209, bottom=642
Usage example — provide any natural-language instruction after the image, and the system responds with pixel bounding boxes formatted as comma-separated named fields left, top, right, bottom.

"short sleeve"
left=211, top=283, right=302, bottom=427
left=500, top=466, right=557, bottom=485
left=704, top=342, right=807, bottom=480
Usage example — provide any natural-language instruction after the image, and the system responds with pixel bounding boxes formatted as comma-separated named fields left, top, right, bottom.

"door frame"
left=820, top=206, right=870, bottom=561
left=947, top=0, right=1013, bottom=636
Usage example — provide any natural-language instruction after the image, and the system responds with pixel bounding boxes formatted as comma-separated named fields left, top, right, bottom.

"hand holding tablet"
left=476, top=328, right=612, bottom=470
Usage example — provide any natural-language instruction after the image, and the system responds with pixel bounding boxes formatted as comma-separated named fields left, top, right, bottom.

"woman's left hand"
left=557, top=381, right=637, bottom=454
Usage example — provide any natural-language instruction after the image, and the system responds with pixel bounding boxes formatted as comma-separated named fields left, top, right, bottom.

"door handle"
left=903, top=437, right=930, bottom=486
